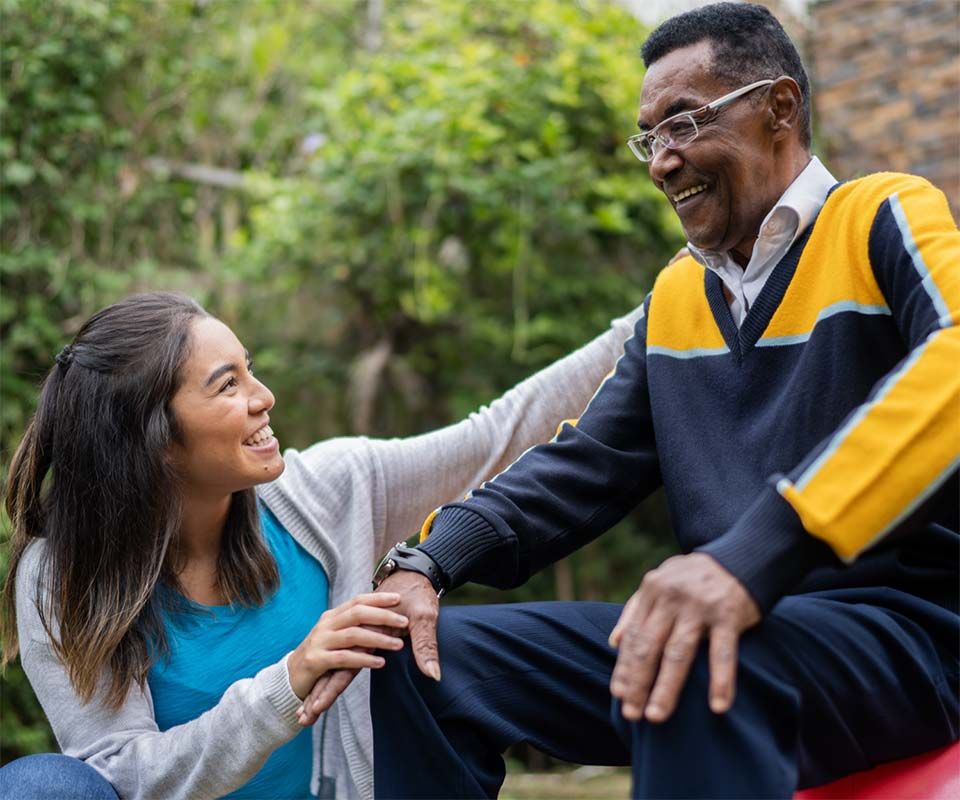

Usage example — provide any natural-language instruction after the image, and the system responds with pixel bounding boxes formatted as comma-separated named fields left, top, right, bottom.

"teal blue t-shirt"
left=148, top=506, right=329, bottom=799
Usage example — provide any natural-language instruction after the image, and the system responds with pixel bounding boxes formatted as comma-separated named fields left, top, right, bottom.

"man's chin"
left=681, top=229, right=721, bottom=252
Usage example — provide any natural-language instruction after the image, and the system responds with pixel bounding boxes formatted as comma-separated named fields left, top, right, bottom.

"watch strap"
left=373, top=542, right=447, bottom=597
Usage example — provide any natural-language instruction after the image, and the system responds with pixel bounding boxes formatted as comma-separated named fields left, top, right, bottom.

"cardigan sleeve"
left=364, top=306, right=643, bottom=561
left=417, top=299, right=661, bottom=590
left=15, top=543, right=304, bottom=800
left=701, top=175, right=960, bottom=610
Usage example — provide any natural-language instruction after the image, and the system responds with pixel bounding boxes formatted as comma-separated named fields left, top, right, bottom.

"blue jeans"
left=0, top=754, right=118, bottom=800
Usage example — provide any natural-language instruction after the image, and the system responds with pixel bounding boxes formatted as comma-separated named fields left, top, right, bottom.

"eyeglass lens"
left=636, top=115, right=699, bottom=161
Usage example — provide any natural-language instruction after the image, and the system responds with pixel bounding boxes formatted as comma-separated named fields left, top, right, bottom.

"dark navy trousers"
left=372, top=590, right=958, bottom=799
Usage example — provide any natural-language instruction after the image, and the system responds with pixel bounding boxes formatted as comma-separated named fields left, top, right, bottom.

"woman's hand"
left=286, top=592, right=408, bottom=704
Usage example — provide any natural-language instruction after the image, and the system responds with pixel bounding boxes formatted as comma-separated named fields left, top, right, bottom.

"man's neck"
left=729, top=152, right=812, bottom=268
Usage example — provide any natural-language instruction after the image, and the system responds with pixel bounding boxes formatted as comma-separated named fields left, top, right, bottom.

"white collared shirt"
left=687, top=156, right=838, bottom=327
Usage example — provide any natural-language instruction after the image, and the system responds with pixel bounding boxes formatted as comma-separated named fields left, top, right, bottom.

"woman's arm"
left=15, top=545, right=404, bottom=800
left=21, top=635, right=297, bottom=800
left=366, top=307, right=643, bottom=557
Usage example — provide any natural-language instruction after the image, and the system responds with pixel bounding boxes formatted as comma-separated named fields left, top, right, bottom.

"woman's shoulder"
left=257, top=436, right=380, bottom=567
left=261, top=436, right=378, bottom=506
left=15, top=538, right=48, bottom=592
left=14, top=538, right=54, bottom=641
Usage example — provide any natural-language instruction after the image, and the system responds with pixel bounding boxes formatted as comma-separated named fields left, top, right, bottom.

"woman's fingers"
left=324, top=592, right=401, bottom=619
left=326, top=627, right=405, bottom=652
left=321, top=600, right=408, bottom=631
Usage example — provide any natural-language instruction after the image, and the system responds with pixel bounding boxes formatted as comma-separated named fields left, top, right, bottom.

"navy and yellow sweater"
left=419, top=173, right=960, bottom=611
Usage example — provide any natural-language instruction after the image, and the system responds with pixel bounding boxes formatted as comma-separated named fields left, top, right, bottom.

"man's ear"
left=768, top=76, right=802, bottom=141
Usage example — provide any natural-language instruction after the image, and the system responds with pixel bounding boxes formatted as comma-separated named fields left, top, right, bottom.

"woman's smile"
left=242, top=423, right=278, bottom=453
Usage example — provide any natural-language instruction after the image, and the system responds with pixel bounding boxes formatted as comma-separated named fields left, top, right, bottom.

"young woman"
left=1, top=292, right=640, bottom=799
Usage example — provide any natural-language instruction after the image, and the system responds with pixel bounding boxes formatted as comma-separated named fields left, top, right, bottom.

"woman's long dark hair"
left=2, top=292, right=278, bottom=708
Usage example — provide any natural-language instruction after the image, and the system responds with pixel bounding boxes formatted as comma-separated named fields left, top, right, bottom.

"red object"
left=795, top=742, right=960, bottom=800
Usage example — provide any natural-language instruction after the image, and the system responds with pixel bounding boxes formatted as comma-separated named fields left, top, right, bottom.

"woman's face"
left=169, top=317, right=284, bottom=497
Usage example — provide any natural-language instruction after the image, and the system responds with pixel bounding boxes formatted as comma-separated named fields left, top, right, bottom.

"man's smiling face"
left=638, top=40, right=782, bottom=261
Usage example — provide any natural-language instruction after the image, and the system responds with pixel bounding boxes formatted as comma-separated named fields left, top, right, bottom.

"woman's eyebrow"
left=203, top=350, right=251, bottom=388
left=204, top=362, right=238, bottom=388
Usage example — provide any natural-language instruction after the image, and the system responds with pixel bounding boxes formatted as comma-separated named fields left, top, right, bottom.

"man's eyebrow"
left=203, top=349, right=251, bottom=388
left=637, top=97, right=703, bottom=131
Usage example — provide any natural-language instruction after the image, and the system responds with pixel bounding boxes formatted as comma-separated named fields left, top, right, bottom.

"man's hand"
left=297, top=670, right=357, bottom=726
left=609, top=552, right=760, bottom=724
left=377, top=569, right=442, bottom=680
left=296, top=569, right=441, bottom=727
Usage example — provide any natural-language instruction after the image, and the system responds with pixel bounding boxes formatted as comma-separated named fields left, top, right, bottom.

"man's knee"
left=608, top=646, right=715, bottom=743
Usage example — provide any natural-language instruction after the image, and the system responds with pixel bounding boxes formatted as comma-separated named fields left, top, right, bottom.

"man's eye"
left=668, top=119, right=696, bottom=137
left=220, top=377, right=239, bottom=393
left=247, top=361, right=254, bottom=374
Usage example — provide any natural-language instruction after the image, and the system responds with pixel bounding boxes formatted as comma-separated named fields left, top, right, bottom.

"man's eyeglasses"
left=627, top=79, right=775, bottom=163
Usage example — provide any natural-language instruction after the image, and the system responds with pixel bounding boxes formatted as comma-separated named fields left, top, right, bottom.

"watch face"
left=373, top=557, right=397, bottom=587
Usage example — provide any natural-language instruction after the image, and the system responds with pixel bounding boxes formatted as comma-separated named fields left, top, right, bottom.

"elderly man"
left=365, top=3, right=959, bottom=797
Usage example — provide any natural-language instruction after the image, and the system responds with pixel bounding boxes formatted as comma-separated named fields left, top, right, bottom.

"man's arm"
left=365, top=307, right=642, bottom=562
left=388, top=295, right=763, bottom=722
left=417, top=297, right=661, bottom=590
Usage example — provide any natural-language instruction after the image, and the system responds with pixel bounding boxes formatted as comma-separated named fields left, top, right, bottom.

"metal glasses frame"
left=627, top=78, right=775, bottom=162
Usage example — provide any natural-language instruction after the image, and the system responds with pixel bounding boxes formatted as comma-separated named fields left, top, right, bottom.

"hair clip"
left=55, top=345, right=74, bottom=369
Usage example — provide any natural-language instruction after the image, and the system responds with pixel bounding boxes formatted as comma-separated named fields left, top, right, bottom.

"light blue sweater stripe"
left=646, top=344, right=730, bottom=359
left=889, top=193, right=951, bottom=327
left=757, top=301, right=891, bottom=347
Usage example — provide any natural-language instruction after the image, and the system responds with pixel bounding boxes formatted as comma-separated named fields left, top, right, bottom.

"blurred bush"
left=1, top=0, right=682, bottom=761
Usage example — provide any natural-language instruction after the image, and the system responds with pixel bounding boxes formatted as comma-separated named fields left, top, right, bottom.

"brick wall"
left=809, top=0, right=960, bottom=215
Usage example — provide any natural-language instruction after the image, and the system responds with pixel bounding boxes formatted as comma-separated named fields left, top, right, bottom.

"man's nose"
left=648, top=145, right=684, bottom=188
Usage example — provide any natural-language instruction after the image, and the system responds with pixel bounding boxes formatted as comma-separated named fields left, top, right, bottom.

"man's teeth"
left=243, top=425, right=274, bottom=446
left=672, top=184, right=707, bottom=202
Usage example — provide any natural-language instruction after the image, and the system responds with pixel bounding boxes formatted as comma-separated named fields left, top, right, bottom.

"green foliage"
left=1, top=0, right=682, bottom=761
left=235, top=0, right=682, bottom=440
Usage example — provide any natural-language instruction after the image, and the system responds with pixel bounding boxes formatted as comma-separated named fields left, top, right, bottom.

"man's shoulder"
left=652, top=253, right=703, bottom=295
left=827, top=171, right=936, bottom=210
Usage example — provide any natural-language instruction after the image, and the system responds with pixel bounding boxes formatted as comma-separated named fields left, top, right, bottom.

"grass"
left=501, top=766, right=631, bottom=799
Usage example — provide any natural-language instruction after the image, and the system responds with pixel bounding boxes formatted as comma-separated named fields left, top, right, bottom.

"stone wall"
left=809, top=0, right=960, bottom=215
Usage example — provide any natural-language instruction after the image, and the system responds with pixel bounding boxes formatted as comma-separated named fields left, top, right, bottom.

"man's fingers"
left=305, top=669, right=359, bottom=719
left=610, top=605, right=673, bottom=720
left=408, top=614, right=441, bottom=681
left=643, top=618, right=702, bottom=723
left=609, top=590, right=650, bottom=648
left=297, top=668, right=359, bottom=726
left=708, top=625, right=740, bottom=713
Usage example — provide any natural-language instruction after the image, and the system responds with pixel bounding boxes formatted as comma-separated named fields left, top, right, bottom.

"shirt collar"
left=687, top=156, right=838, bottom=269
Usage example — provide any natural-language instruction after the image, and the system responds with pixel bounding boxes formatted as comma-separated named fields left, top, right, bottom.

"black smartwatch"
left=372, top=542, right=447, bottom=598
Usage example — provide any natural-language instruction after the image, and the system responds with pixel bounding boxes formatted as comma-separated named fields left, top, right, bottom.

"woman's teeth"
left=672, top=184, right=707, bottom=202
left=243, top=425, right=274, bottom=446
